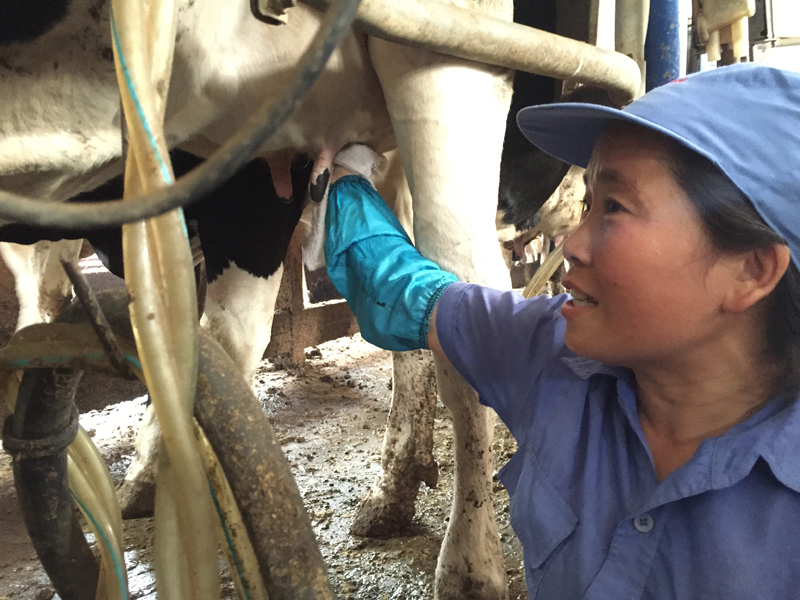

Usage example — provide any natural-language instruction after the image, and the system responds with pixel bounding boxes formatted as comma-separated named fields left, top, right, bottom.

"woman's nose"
left=562, top=220, right=591, bottom=268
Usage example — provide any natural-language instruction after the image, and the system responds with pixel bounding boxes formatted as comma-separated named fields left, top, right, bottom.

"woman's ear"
left=722, top=244, right=791, bottom=313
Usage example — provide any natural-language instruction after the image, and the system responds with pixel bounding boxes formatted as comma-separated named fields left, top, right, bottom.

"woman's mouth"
left=568, top=289, right=599, bottom=307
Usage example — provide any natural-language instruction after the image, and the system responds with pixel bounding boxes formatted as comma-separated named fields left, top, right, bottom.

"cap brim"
left=516, top=102, right=712, bottom=169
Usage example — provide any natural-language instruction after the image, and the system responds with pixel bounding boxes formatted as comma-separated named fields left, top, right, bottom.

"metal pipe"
left=644, top=0, right=680, bottom=90
left=345, top=0, right=641, bottom=104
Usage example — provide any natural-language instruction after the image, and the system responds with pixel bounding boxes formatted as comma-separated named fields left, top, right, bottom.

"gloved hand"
left=325, top=165, right=457, bottom=352
left=332, top=143, right=384, bottom=180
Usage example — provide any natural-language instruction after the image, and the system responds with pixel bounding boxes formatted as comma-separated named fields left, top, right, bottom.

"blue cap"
left=517, top=64, right=800, bottom=267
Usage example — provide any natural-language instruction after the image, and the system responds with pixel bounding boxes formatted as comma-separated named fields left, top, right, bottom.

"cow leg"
left=351, top=152, right=444, bottom=535
left=200, top=263, right=284, bottom=385
left=196, top=156, right=310, bottom=383
left=117, top=402, right=161, bottom=518
left=368, top=20, right=513, bottom=599
left=0, top=240, right=82, bottom=330
left=351, top=349, right=438, bottom=535
left=118, top=260, right=285, bottom=518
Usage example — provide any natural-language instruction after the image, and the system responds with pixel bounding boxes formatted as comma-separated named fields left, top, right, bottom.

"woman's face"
left=561, top=125, right=739, bottom=368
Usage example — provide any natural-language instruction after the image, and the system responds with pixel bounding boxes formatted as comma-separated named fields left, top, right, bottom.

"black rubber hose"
left=195, top=327, right=334, bottom=600
left=0, top=0, right=361, bottom=229
left=7, top=369, right=100, bottom=600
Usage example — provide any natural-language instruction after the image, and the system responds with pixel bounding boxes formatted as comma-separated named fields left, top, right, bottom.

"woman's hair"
left=667, top=144, right=800, bottom=399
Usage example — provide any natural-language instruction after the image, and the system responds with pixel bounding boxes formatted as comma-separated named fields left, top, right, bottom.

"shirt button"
left=634, top=513, right=654, bottom=533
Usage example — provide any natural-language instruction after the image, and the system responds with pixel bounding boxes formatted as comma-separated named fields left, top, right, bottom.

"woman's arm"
left=325, top=152, right=456, bottom=358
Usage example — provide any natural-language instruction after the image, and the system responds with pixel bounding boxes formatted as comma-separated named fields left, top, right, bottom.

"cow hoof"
left=434, top=566, right=508, bottom=600
left=350, top=492, right=415, bottom=538
left=416, top=459, right=439, bottom=489
left=117, top=479, right=156, bottom=520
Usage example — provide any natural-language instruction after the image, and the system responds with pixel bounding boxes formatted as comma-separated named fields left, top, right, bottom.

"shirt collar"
left=714, top=394, right=800, bottom=493
left=561, top=354, right=626, bottom=380
left=561, top=353, right=800, bottom=501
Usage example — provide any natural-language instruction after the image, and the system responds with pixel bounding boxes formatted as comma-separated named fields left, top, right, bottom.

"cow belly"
left=0, top=1, right=393, bottom=203
left=169, top=5, right=395, bottom=168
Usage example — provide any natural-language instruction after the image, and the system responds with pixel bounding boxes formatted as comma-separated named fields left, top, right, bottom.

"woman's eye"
left=603, top=198, right=624, bottom=214
left=580, top=198, right=591, bottom=221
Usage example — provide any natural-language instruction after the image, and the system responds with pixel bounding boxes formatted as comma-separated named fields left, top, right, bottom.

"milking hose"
left=0, top=0, right=361, bottom=229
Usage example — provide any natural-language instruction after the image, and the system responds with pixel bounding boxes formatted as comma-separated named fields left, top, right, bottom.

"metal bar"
left=616, top=0, right=648, bottom=96
left=338, top=0, right=642, bottom=104
left=645, top=0, right=680, bottom=90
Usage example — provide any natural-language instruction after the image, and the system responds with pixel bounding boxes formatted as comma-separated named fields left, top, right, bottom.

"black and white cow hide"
left=1, top=150, right=312, bottom=379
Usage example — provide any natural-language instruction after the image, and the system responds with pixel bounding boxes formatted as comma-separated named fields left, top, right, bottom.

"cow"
left=0, top=1, right=512, bottom=596
left=0, top=0, right=616, bottom=598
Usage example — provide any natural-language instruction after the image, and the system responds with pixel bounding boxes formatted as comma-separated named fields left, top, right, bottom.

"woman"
left=324, top=64, right=800, bottom=598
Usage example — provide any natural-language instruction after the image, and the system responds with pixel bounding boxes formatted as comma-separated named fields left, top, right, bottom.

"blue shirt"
left=436, top=282, right=800, bottom=600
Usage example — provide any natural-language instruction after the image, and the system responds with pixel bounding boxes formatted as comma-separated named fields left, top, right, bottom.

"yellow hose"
left=68, top=451, right=128, bottom=600
left=523, top=244, right=566, bottom=298
left=194, top=421, right=270, bottom=600
left=110, top=0, right=218, bottom=597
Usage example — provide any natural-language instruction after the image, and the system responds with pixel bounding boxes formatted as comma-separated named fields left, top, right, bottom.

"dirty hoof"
left=350, top=492, right=415, bottom=538
left=117, top=479, right=156, bottom=520
left=416, top=460, right=439, bottom=489
left=435, top=568, right=508, bottom=600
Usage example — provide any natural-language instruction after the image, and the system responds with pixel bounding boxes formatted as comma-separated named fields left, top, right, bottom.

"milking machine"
left=1, top=290, right=329, bottom=600
left=0, top=0, right=643, bottom=598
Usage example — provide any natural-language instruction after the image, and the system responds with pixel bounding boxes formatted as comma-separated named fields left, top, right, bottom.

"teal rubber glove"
left=325, top=175, right=457, bottom=351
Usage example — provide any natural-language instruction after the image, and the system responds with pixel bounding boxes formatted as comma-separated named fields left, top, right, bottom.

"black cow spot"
left=309, top=168, right=330, bottom=203
left=0, top=0, right=70, bottom=45
left=87, top=0, right=106, bottom=24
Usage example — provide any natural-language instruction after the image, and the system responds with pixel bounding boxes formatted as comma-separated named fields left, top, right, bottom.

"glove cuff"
left=333, top=143, right=383, bottom=179
left=419, top=280, right=455, bottom=348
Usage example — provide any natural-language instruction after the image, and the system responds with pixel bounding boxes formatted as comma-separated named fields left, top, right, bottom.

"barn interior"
left=1, top=0, right=798, bottom=599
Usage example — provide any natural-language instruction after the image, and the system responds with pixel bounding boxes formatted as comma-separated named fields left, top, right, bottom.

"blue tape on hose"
left=71, top=492, right=128, bottom=598
left=110, top=10, right=174, bottom=186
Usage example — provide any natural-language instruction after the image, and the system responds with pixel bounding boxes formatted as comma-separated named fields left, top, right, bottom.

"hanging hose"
left=194, top=329, right=334, bottom=600
left=0, top=0, right=361, bottom=229
left=3, top=369, right=100, bottom=600
left=111, top=0, right=216, bottom=590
